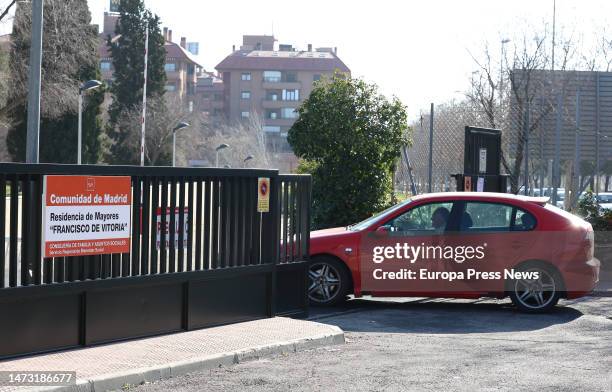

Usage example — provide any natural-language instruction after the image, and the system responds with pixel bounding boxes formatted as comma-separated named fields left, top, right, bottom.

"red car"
left=308, top=192, right=600, bottom=312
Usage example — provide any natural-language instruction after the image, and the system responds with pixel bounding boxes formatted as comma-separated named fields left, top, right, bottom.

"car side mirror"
left=375, top=226, right=390, bottom=236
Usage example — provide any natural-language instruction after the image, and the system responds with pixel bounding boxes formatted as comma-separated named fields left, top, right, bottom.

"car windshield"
left=348, top=198, right=413, bottom=231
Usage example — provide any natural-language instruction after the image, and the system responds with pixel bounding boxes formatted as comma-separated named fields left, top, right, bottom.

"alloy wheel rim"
left=308, top=263, right=341, bottom=303
left=514, top=268, right=556, bottom=309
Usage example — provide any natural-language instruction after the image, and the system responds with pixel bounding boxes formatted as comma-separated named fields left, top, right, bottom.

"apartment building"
left=98, top=12, right=202, bottom=98
left=215, top=35, right=350, bottom=157
left=196, top=71, right=225, bottom=125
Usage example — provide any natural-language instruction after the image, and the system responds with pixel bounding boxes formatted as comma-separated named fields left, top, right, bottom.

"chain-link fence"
left=396, top=70, right=612, bottom=207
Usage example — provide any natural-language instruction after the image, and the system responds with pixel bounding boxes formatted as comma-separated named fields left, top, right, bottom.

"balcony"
left=261, top=99, right=300, bottom=109
left=261, top=80, right=301, bottom=90
left=264, top=118, right=296, bottom=127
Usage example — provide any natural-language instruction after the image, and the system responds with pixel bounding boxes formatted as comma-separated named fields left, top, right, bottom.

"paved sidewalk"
left=0, top=317, right=344, bottom=392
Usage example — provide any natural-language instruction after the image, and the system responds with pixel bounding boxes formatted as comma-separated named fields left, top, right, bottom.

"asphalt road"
left=134, top=296, right=612, bottom=392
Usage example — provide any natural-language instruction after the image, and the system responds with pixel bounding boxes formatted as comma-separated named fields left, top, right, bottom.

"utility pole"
left=428, top=103, right=434, bottom=193
left=523, top=102, right=530, bottom=195
left=25, top=0, right=44, bottom=163
left=595, top=74, right=601, bottom=195
left=573, top=89, right=581, bottom=208
left=140, top=26, right=149, bottom=166
left=552, top=94, right=562, bottom=205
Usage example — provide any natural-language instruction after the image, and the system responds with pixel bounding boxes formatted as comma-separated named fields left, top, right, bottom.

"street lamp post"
left=78, top=80, right=103, bottom=164
left=172, top=122, right=190, bottom=167
left=500, top=39, right=510, bottom=104
left=215, top=143, right=230, bottom=167
left=243, top=155, right=254, bottom=167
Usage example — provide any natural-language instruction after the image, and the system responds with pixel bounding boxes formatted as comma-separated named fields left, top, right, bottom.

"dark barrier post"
left=453, top=127, right=508, bottom=193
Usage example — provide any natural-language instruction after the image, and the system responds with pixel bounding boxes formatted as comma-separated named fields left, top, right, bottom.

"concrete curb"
left=41, top=326, right=344, bottom=392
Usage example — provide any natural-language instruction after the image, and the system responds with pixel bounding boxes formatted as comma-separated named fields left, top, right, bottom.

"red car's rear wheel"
left=509, top=263, right=562, bottom=313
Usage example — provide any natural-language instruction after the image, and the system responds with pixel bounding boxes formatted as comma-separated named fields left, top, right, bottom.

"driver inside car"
left=431, top=207, right=450, bottom=232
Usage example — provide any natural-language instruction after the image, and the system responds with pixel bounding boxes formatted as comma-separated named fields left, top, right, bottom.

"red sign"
left=42, top=176, right=132, bottom=258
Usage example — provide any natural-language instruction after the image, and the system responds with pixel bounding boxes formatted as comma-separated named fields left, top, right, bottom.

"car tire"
left=509, top=262, right=562, bottom=313
left=308, top=256, right=351, bottom=306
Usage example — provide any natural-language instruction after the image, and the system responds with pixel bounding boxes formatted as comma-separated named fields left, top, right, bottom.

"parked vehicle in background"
left=596, top=192, right=612, bottom=211
left=308, top=192, right=599, bottom=313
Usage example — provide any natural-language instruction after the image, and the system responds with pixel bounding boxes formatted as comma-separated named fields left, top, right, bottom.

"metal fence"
left=0, top=163, right=311, bottom=358
left=398, top=71, right=612, bottom=202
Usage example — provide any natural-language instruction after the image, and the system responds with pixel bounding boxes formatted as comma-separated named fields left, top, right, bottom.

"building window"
left=263, top=71, right=281, bottom=82
left=164, top=84, right=176, bottom=92
left=313, top=74, right=321, bottom=81
left=284, top=72, right=297, bottom=82
left=241, top=111, right=250, bottom=118
left=267, top=110, right=278, bottom=120
left=281, top=108, right=297, bottom=119
left=241, top=72, right=251, bottom=81
left=264, top=126, right=281, bottom=133
left=165, top=63, right=177, bottom=72
left=241, top=91, right=251, bottom=100
left=100, top=61, right=112, bottom=71
left=282, top=89, right=299, bottom=101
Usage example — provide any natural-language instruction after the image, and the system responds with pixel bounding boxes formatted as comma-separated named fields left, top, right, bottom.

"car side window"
left=386, top=202, right=453, bottom=235
left=461, top=202, right=513, bottom=232
left=512, top=209, right=537, bottom=231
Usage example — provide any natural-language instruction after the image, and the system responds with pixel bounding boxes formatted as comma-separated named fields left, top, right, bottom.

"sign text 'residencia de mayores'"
left=49, top=193, right=129, bottom=205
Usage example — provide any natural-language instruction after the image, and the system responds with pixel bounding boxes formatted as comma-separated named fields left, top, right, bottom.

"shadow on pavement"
left=310, top=298, right=584, bottom=334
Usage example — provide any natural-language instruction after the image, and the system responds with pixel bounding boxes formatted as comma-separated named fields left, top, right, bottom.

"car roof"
left=411, top=192, right=549, bottom=206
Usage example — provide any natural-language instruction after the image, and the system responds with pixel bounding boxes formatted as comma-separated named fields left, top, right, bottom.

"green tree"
left=106, top=0, right=166, bottom=164
left=5, top=0, right=106, bottom=163
left=288, top=75, right=410, bottom=229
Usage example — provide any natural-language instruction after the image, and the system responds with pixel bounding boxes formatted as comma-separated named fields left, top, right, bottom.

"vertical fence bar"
left=20, top=175, right=30, bottom=286
left=211, top=179, right=220, bottom=269
left=252, top=179, right=261, bottom=265
left=54, top=255, right=65, bottom=283
left=295, top=178, right=302, bottom=260
left=238, top=177, right=247, bottom=266
left=178, top=177, right=185, bottom=272
left=131, top=177, right=141, bottom=276
left=111, top=254, right=120, bottom=278
left=9, top=175, right=18, bottom=287
left=245, top=177, right=254, bottom=265
left=290, top=180, right=297, bottom=262
left=169, top=177, right=177, bottom=273
left=186, top=178, right=194, bottom=272
left=195, top=179, right=203, bottom=270
left=230, top=179, right=239, bottom=267
left=160, top=177, right=168, bottom=273
left=203, top=179, right=211, bottom=270
left=150, top=177, right=159, bottom=275
left=91, top=255, right=100, bottom=280
left=221, top=178, right=230, bottom=268
left=271, top=176, right=281, bottom=316
left=282, top=180, right=289, bottom=264
left=0, top=174, right=5, bottom=288
left=33, top=175, right=42, bottom=284
left=141, top=176, right=150, bottom=275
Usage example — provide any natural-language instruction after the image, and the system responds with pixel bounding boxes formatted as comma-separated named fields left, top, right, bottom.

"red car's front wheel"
left=308, top=257, right=351, bottom=306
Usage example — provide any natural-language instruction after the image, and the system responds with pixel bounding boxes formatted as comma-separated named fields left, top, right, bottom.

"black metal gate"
left=0, top=164, right=311, bottom=359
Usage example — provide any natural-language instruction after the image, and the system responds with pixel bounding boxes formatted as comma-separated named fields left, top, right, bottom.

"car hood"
left=310, top=227, right=350, bottom=239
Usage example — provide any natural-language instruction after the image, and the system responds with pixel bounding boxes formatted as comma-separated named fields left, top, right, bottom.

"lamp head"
left=80, top=80, right=103, bottom=93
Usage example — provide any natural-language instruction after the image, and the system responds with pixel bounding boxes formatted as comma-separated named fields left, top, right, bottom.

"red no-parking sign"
left=257, top=177, right=270, bottom=213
